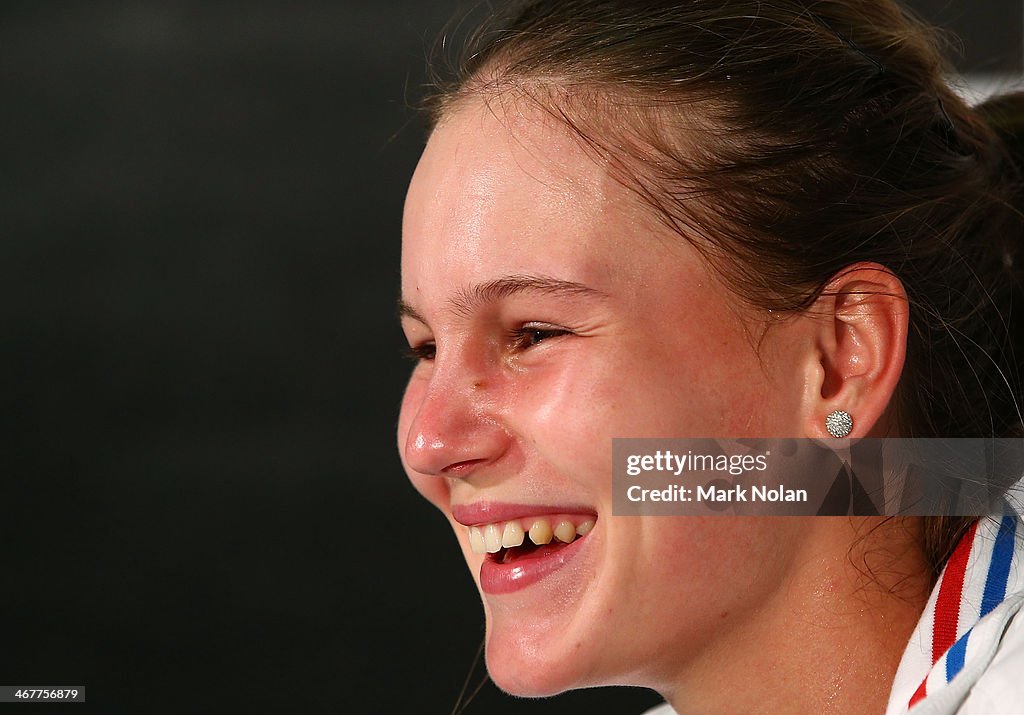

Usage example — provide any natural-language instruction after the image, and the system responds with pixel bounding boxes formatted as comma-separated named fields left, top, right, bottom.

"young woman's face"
left=398, top=100, right=813, bottom=695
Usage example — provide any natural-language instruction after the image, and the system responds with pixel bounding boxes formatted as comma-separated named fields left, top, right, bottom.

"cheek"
left=506, top=356, right=619, bottom=484
left=513, top=344, right=748, bottom=445
left=633, top=518, right=800, bottom=652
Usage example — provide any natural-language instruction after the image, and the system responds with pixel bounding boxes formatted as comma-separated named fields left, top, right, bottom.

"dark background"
left=3, top=2, right=1020, bottom=713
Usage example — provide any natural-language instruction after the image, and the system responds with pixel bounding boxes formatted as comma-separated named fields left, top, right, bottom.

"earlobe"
left=801, top=263, right=909, bottom=438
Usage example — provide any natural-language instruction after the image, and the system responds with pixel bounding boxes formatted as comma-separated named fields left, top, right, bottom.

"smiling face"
left=397, top=99, right=819, bottom=696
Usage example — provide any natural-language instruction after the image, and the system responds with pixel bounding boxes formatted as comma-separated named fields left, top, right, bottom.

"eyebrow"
left=397, top=274, right=607, bottom=324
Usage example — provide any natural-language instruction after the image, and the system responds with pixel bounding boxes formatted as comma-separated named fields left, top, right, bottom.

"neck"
left=664, top=517, right=931, bottom=715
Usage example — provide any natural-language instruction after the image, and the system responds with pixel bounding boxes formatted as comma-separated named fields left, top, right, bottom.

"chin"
left=485, top=627, right=597, bottom=697
left=480, top=579, right=611, bottom=697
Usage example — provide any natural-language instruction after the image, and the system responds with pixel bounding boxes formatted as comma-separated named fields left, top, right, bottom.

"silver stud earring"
left=825, top=410, right=853, bottom=438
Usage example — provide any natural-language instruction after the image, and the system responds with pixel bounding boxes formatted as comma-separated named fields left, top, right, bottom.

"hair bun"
left=972, top=90, right=1024, bottom=439
left=974, top=90, right=1024, bottom=171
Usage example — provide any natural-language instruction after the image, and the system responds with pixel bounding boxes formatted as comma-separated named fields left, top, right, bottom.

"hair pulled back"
left=424, top=0, right=1024, bottom=575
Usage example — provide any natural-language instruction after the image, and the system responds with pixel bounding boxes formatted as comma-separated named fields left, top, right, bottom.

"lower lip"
left=478, top=534, right=589, bottom=595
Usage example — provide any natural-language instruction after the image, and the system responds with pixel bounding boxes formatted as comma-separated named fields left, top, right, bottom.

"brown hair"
left=423, top=0, right=1024, bottom=577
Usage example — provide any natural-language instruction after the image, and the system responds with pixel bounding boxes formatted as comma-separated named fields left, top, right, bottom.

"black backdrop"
left=3, top=2, right=1020, bottom=713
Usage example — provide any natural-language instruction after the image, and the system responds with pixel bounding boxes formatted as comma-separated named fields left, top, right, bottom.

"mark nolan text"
left=698, top=484, right=807, bottom=502
left=625, top=483, right=808, bottom=503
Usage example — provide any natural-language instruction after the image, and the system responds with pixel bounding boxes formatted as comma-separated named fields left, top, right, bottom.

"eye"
left=403, top=343, right=436, bottom=362
left=510, top=324, right=571, bottom=351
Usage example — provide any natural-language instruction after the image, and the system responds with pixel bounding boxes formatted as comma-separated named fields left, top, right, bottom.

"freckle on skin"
left=720, top=611, right=729, bottom=619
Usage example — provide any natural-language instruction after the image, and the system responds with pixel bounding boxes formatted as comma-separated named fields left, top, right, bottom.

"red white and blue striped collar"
left=886, top=508, right=1024, bottom=714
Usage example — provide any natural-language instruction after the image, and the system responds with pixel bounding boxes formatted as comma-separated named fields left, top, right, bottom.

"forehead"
left=412, top=98, right=612, bottom=217
left=401, top=98, right=659, bottom=297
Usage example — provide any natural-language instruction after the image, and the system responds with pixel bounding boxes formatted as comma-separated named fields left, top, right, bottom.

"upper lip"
left=451, top=502, right=596, bottom=526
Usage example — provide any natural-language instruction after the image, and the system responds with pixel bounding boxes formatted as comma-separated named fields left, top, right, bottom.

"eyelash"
left=509, top=325, right=570, bottom=352
left=403, top=343, right=436, bottom=362
left=403, top=325, right=571, bottom=363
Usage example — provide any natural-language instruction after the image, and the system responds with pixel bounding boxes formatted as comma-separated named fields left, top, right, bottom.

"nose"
left=402, top=366, right=508, bottom=478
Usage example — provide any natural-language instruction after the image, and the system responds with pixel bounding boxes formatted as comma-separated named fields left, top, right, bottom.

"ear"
left=799, top=262, right=908, bottom=438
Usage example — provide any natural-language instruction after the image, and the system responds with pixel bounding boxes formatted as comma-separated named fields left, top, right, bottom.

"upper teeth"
left=467, top=517, right=595, bottom=555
